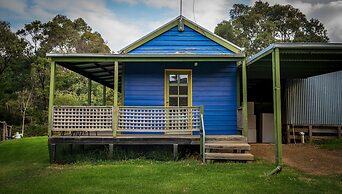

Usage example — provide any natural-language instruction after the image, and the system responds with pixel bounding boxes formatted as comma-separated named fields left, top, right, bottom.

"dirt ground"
left=251, top=143, right=342, bottom=176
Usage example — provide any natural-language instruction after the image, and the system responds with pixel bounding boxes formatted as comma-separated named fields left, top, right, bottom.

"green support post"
left=113, top=61, right=119, bottom=137
left=102, top=85, right=106, bottom=106
left=272, top=48, right=283, bottom=167
left=48, top=60, right=56, bottom=137
left=121, top=63, right=125, bottom=105
left=236, top=68, right=241, bottom=107
left=242, top=59, right=248, bottom=137
left=88, top=78, right=92, bottom=106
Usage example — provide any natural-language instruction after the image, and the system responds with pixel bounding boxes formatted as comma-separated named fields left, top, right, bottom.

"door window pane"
left=179, top=75, right=188, bottom=84
left=169, top=75, right=177, bottom=83
left=169, top=97, right=178, bottom=106
left=179, top=86, right=188, bottom=95
left=169, top=86, right=178, bottom=95
left=179, top=97, right=188, bottom=106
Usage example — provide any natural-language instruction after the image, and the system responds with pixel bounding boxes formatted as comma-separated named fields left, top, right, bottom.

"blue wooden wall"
left=124, top=62, right=237, bottom=135
left=128, top=26, right=234, bottom=54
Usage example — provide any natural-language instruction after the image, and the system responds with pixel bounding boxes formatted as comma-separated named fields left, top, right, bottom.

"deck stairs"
left=204, top=135, right=254, bottom=162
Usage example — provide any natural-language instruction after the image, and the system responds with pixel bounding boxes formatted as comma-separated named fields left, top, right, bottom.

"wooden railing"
left=117, top=106, right=201, bottom=134
left=52, top=106, right=202, bottom=136
left=52, top=106, right=113, bottom=135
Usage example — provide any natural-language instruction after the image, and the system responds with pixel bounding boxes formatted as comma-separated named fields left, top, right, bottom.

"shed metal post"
left=102, top=85, right=106, bottom=106
left=113, top=61, right=119, bottom=137
left=48, top=60, right=56, bottom=137
left=242, top=59, right=248, bottom=137
left=272, top=48, right=283, bottom=166
left=88, top=78, right=92, bottom=106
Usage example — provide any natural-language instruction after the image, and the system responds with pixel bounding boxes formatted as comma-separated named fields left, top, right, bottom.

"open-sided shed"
left=246, top=43, right=342, bottom=168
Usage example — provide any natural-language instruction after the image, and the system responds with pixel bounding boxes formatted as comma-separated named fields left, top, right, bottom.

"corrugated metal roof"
left=47, top=53, right=245, bottom=89
left=246, top=43, right=342, bottom=79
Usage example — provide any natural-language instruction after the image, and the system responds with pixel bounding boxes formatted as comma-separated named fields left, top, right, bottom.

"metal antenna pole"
left=180, top=0, right=183, bottom=16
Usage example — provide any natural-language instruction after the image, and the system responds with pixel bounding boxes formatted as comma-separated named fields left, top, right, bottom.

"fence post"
left=308, top=125, right=313, bottom=143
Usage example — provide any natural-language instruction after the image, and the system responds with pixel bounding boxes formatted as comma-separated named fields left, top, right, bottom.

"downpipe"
left=268, top=165, right=282, bottom=176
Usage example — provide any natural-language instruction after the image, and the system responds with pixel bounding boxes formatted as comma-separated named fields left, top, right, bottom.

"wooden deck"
left=49, top=135, right=200, bottom=145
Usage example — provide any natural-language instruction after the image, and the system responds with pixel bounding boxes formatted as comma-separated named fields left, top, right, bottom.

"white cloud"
left=4, top=0, right=340, bottom=52
left=29, top=0, right=145, bottom=52
left=0, top=0, right=27, bottom=15
left=1, top=0, right=145, bottom=52
left=115, top=0, right=238, bottom=31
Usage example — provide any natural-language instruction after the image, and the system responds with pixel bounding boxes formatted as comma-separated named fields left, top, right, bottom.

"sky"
left=0, top=0, right=341, bottom=52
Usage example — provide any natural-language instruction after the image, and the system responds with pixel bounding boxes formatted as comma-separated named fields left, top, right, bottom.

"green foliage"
left=0, top=15, right=113, bottom=136
left=0, top=137, right=342, bottom=193
left=0, top=21, right=27, bottom=74
left=215, top=1, right=329, bottom=55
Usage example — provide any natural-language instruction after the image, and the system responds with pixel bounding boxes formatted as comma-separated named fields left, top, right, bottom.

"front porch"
left=46, top=51, right=253, bottom=162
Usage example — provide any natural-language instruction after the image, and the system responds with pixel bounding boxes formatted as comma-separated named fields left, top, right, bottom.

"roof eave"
left=47, top=53, right=246, bottom=62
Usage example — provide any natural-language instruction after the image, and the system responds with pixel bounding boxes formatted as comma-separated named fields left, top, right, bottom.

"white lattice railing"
left=52, top=106, right=113, bottom=133
left=52, top=106, right=201, bottom=136
left=117, top=106, right=201, bottom=134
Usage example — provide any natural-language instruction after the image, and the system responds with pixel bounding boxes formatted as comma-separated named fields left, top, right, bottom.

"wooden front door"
left=165, top=70, right=192, bottom=107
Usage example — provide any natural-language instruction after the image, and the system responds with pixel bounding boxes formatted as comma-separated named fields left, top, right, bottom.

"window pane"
left=179, top=97, right=188, bottom=106
left=179, top=86, right=188, bottom=95
left=179, top=74, right=188, bottom=84
left=169, top=74, right=177, bottom=83
left=169, top=97, right=178, bottom=106
left=169, top=86, right=178, bottom=95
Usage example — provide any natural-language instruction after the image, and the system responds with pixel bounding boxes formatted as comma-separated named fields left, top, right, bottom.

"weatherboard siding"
left=124, top=62, right=237, bottom=135
left=128, top=26, right=234, bottom=54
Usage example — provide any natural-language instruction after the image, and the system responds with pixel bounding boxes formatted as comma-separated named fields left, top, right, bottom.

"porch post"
left=272, top=48, right=283, bottom=166
left=102, top=85, right=106, bottom=106
left=113, top=61, right=119, bottom=137
left=242, top=59, right=248, bottom=137
left=88, top=78, right=92, bottom=106
left=48, top=60, right=56, bottom=137
left=236, top=68, right=241, bottom=107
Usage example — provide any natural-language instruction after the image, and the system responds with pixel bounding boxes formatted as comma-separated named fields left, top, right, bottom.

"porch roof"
left=246, top=43, right=342, bottom=79
left=47, top=53, right=245, bottom=89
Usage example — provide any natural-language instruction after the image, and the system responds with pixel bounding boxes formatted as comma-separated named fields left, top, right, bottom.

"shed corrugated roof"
left=246, top=43, right=342, bottom=79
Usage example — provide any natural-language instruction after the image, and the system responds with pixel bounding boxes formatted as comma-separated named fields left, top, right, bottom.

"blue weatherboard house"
left=121, top=17, right=243, bottom=135
left=47, top=16, right=252, bottom=162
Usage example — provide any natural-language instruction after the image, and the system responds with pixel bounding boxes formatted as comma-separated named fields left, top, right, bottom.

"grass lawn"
left=0, top=137, right=341, bottom=194
left=318, top=138, right=342, bottom=150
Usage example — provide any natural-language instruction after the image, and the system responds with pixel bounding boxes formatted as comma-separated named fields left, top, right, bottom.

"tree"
left=0, top=21, right=26, bottom=74
left=214, top=1, right=329, bottom=55
left=0, top=15, right=112, bottom=136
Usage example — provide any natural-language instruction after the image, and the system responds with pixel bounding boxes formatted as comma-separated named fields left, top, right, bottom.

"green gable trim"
left=119, top=16, right=243, bottom=54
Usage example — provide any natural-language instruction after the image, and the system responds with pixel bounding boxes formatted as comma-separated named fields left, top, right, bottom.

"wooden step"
left=205, top=153, right=254, bottom=161
left=205, top=135, right=247, bottom=142
left=205, top=143, right=250, bottom=151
